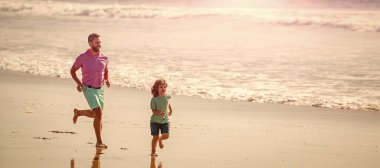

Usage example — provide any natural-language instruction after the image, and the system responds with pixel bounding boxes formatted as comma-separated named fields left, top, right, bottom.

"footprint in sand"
left=34, top=136, right=54, bottom=140
left=49, top=131, right=77, bottom=134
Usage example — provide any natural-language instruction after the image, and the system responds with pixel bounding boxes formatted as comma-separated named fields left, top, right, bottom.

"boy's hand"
left=169, top=110, right=172, bottom=116
left=159, top=112, right=165, bottom=118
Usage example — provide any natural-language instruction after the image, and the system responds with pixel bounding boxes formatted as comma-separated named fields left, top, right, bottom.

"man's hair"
left=151, top=79, right=168, bottom=97
left=88, top=33, right=100, bottom=43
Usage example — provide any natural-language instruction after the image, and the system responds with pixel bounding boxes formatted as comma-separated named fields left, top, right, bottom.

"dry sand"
left=0, top=70, right=379, bottom=168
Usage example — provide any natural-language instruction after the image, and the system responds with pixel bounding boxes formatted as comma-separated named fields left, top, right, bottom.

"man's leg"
left=73, top=109, right=94, bottom=124
left=93, top=107, right=107, bottom=148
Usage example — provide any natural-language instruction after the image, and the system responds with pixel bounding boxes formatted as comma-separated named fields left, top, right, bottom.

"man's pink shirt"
left=73, top=49, right=109, bottom=88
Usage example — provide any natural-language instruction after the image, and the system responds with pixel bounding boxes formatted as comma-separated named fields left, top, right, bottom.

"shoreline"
left=0, top=70, right=375, bottom=114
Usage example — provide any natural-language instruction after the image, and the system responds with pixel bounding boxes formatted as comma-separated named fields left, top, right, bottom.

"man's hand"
left=77, top=85, right=83, bottom=92
left=105, top=80, right=111, bottom=88
left=71, top=65, right=83, bottom=92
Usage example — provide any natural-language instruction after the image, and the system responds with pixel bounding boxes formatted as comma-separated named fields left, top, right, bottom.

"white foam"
left=1, top=0, right=379, bottom=112
left=1, top=54, right=379, bottom=112
left=1, top=0, right=380, bottom=32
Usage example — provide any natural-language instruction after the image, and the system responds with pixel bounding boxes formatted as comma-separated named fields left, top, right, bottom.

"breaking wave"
left=1, top=0, right=380, bottom=32
left=0, top=55, right=379, bottom=112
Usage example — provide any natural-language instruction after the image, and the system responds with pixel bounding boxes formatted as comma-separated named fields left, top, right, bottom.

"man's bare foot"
left=95, top=143, right=108, bottom=148
left=159, top=139, right=164, bottom=149
left=73, top=109, right=79, bottom=124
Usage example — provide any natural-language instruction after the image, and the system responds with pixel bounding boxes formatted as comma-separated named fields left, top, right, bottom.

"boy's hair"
left=88, top=33, right=100, bottom=43
left=151, top=79, right=168, bottom=97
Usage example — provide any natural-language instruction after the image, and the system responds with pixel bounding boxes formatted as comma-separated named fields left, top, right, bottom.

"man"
left=70, top=33, right=110, bottom=148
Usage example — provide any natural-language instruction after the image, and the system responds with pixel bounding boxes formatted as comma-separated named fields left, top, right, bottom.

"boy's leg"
left=73, top=109, right=94, bottom=124
left=159, top=123, right=170, bottom=149
left=151, top=136, right=159, bottom=156
left=150, top=123, right=160, bottom=156
left=159, top=133, right=169, bottom=149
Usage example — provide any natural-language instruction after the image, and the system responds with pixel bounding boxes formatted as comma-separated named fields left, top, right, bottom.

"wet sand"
left=0, top=70, right=379, bottom=168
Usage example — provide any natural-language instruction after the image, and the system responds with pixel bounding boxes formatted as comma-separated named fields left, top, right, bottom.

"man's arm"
left=70, top=65, right=83, bottom=92
left=168, top=103, right=173, bottom=116
left=104, top=63, right=110, bottom=88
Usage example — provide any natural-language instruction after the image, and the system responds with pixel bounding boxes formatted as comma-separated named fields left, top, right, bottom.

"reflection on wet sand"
left=71, top=148, right=104, bottom=168
left=91, top=148, right=103, bottom=168
left=150, top=156, right=163, bottom=168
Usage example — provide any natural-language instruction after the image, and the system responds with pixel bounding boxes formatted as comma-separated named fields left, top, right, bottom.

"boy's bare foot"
left=95, top=143, right=108, bottom=148
left=159, top=139, right=164, bottom=149
left=73, top=109, right=79, bottom=124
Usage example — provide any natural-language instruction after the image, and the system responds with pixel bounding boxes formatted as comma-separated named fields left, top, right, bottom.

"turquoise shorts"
left=83, top=86, right=104, bottom=110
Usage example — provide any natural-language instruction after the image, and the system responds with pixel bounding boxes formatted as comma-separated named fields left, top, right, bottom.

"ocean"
left=0, top=0, right=379, bottom=111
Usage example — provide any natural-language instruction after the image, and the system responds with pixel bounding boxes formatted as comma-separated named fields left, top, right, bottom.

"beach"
left=1, top=0, right=380, bottom=167
left=0, top=70, right=379, bottom=168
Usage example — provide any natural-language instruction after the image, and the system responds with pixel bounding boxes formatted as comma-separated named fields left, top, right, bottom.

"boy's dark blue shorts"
left=150, top=122, right=170, bottom=136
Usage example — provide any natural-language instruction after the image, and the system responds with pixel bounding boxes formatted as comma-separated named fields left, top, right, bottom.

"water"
left=0, top=0, right=379, bottom=111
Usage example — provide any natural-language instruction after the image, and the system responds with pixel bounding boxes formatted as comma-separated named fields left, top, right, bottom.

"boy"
left=150, top=79, right=173, bottom=156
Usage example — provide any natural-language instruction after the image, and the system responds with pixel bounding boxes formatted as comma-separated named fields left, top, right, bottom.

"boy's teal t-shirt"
left=150, top=95, right=171, bottom=124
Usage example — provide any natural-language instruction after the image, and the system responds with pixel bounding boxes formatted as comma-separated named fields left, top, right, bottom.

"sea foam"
left=1, top=0, right=379, bottom=112
left=1, top=1, right=380, bottom=32
left=1, top=54, right=379, bottom=112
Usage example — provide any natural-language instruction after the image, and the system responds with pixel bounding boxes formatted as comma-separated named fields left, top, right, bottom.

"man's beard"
left=91, top=46, right=100, bottom=52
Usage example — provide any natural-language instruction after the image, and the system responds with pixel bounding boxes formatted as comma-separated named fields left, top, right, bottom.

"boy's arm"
left=168, top=103, right=173, bottom=116
left=151, top=109, right=160, bottom=115
left=152, top=109, right=165, bottom=117
left=151, top=99, right=164, bottom=117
